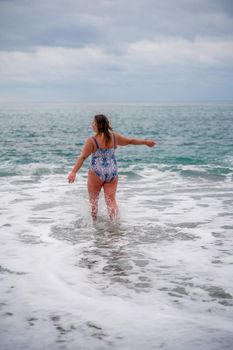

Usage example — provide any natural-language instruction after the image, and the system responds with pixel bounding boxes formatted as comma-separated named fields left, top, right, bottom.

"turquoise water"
left=1, top=102, right=233, bottom=350
left=1, top=102, right=233, bottom=179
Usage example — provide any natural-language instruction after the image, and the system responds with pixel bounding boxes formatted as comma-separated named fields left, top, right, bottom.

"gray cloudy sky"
left=0, top=0, right=233, bottom=102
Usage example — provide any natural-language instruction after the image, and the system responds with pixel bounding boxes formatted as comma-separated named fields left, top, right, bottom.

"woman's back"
left=92, top=132, right=116, bottom=150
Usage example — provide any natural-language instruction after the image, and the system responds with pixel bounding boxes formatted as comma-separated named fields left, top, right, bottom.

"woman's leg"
left=87, top=170, right=103, bottom=221
left=103, top=176, right=119, bottom=220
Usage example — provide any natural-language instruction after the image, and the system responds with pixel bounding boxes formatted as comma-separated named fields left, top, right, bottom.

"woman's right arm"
left=114, top=132, right=156, bottom=147
left=67, top=137, right=94, bottom=183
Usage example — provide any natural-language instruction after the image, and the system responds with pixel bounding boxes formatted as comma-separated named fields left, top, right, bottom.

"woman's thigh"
left=87, top=170, right=103, bottom=197
left=103, top=176, right=118, bottom=199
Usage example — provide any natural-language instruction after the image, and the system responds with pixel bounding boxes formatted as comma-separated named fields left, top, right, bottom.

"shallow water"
left=0, top=102, right=233, bottom=349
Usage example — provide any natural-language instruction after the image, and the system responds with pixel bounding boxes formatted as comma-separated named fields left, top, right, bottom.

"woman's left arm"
left=67, top=138, right=93, bottom=183
left=131, top=139, right=156, bottom=147
left=114, top=132, right=156, bottom=147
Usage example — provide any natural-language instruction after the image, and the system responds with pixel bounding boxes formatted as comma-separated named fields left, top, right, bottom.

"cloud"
left=124, top=37, right=233, bottom=66
left=1, top=0, right=233, bottom=51
left=1, top=37, right=232, bottom=84
left=0, top=0, right=233, bottom=101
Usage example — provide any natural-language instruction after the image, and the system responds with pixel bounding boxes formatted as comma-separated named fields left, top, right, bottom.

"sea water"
left=0, top=102, right=233, bottom=349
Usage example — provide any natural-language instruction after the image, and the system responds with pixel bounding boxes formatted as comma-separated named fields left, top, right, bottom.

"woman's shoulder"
left=85, top=136, right=95, bottom=144
left=84, top=136, right=96, bottom=151
left=112, top=132, right=132, bottom=146
left=111, top=131, right=119, bottom=140
left=112, top=131, right=122, bottom=140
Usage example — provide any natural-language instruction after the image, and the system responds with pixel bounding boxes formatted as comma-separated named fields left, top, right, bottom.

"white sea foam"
left=0, top=166, right=233, bottom=349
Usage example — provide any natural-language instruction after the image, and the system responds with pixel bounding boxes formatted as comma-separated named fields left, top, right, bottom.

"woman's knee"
left=89, top=193, right=99, bottom=205
left=104, top=193, right=116, bottom=205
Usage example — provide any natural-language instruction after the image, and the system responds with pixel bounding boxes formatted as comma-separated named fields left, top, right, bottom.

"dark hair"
left=94, top=114, right=113, bottom=145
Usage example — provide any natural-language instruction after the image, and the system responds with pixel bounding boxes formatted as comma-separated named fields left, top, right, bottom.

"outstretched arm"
left=115, top=132, right=156, bottom=147
left=67, top=137, right=93, bottom=183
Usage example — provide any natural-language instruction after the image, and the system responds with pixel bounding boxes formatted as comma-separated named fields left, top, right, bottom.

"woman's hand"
left=67, top=171, right=76, bottom=183
left=145, top=140, right=156, bottom=147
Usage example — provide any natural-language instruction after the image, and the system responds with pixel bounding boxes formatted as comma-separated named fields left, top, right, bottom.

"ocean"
left=0, top=102, right=233, bottom=349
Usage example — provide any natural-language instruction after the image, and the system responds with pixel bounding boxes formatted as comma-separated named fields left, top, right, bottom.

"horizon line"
left=1, top=99, right=233, bottom=105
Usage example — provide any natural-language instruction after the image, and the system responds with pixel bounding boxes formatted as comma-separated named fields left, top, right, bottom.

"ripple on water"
left=0, top=264, right=27, bottom=275
left=18, top=232, right=43, bottom=245
left=50, top=217, right=94, bottom=244
left=204, top=286, right=233, bottom=299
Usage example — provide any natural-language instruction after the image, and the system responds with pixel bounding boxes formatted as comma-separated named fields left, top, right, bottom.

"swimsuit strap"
left=113, top=132, right=116, bottom=148
left=92, top=137, right=99, bottom=149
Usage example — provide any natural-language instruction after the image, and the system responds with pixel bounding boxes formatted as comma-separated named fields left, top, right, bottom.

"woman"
left=67, top=114, right=156, bottom=221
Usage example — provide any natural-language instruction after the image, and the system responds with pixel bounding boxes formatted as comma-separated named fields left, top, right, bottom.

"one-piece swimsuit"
left=89, top=133, right=118, bottom=183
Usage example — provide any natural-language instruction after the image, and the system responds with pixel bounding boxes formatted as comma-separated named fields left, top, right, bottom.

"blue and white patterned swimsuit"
left=89, top=133, right=118, bottom=183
